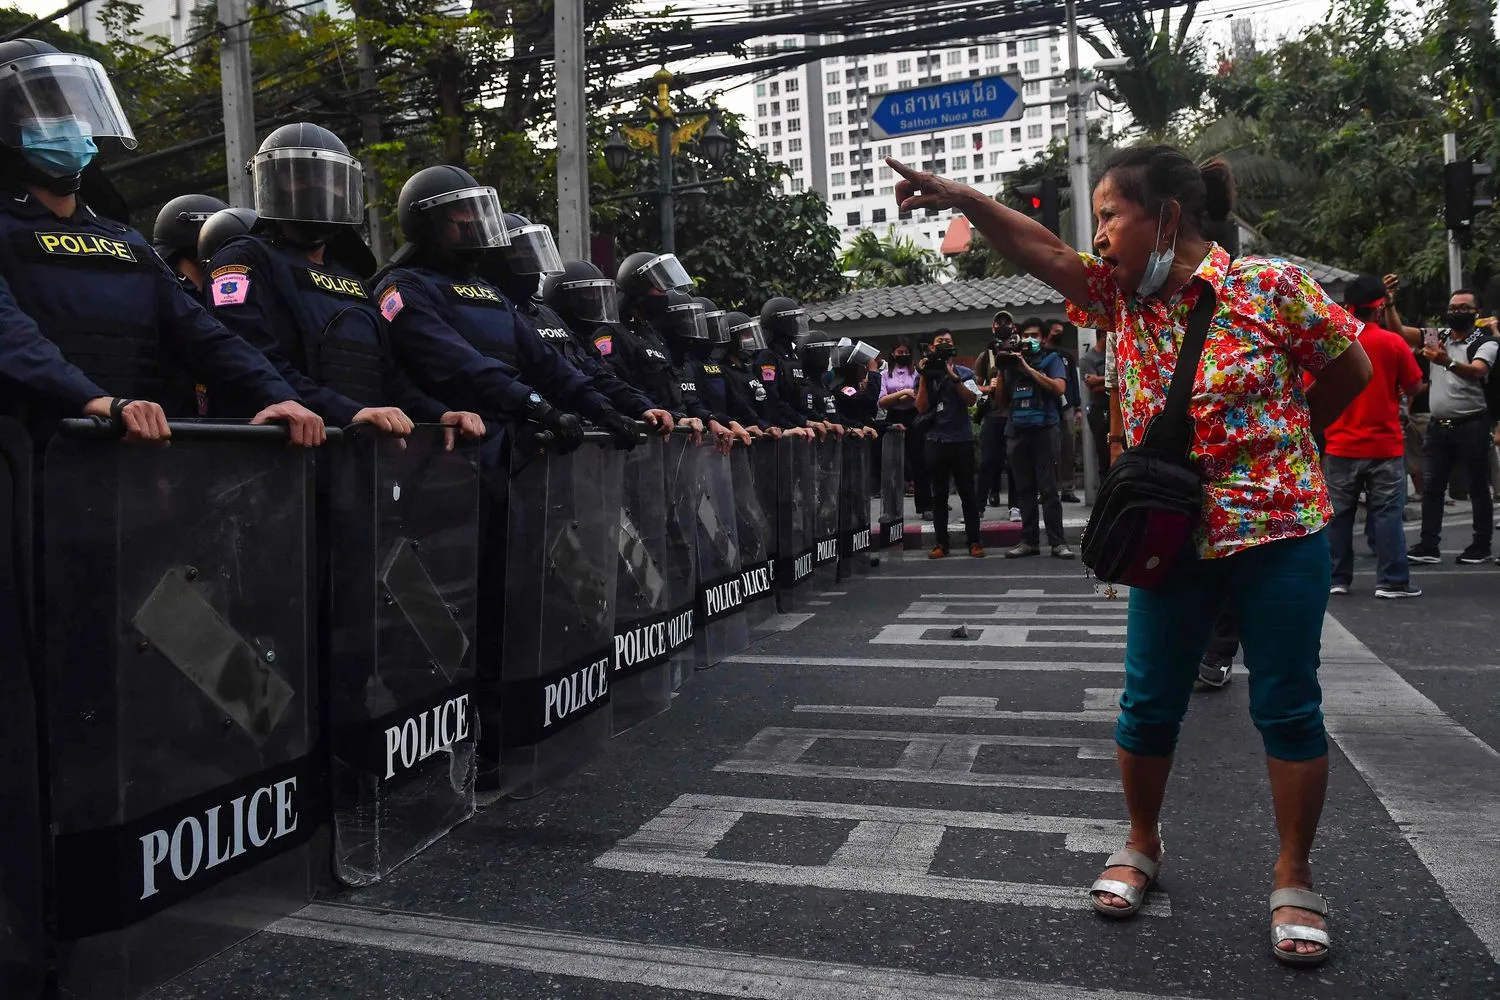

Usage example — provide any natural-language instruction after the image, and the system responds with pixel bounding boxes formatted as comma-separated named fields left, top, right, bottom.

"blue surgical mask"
left=1135, top=206, right=1177, bottom=299
left=18, top=117, right=98, bottom=178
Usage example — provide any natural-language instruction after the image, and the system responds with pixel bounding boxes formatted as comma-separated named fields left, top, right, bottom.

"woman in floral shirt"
left=887, top=146, right=1372, bottom=967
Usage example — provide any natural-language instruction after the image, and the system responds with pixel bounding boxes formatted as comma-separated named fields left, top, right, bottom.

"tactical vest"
left=524, top=301, right=588, bottom=367
left=385, top=267, right=520, bottom=368
left=0, top=202, right=165, bottom=401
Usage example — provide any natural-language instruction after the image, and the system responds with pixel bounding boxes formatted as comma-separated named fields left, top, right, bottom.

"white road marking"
left=722, top=654, right=1124, bottom=674
left=806, top=600, right=832, bottom=606
left=1321, top=615, right=1500, bottom=962
left=595, top=793, right=1169, bottom=916
left=871, top=623, right=1126, bottom=648
left=272, top=903, right=1194, bottom=998
left=899, top=599, right=1127, bottom=621
left=763, top=613, right=814, bottom=631
left=795, top=689, right=1122, bottom=724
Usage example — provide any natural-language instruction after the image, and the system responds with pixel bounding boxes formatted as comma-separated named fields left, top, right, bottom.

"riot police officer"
left=196, top=206, right=257, bottom=280
left=830, top=337, right=882, bottom=436
left=206, top=124, right=481, bottom=439
left=725, top=312, right=811, bottom=440
left=152, top=192, right=226, bottom=293
left=756, top=295, right=833, bottom=437
left=798, top=328, right=855, bottom=438
left=0, top=39, right=322, bottom=444
left=613, top=249, right=734, bottom=451
left=682, top=296, right=757, bottom=444
left=372, top=165, right=639, bottom=450
left=483, top=234, right=673, bottom=436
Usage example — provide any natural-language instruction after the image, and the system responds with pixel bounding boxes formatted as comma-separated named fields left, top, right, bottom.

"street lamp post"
left=603, top=68, right=731, bottom=253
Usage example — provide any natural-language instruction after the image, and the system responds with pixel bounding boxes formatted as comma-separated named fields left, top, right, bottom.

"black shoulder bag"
left=1081, top=281, right=1217, bottom=588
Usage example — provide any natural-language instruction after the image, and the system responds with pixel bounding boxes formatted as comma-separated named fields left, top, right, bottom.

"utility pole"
left=554, top=0, right=590, bottom=261
left=217, top=0, right=255, bottom=207
left=1444, top=132, right=1464, bottom=292
left=1065, top=0, right=1100, bottom=502
left=349, top=0, right=390, bottom=260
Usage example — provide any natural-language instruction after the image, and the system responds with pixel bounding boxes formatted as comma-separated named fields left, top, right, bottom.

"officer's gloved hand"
left=596, top=408, right=642, bottom=451
left=531, top=402, right=586, bottom=454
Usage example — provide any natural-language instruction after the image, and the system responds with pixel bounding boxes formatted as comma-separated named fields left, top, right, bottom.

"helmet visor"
left=703, top=309, right=731, bottom=345
left=635, top=252, right=693, bottom=292
left=731, top=318, right=767, bottom=354
left=0, top=53, right=135, bottom=149
left=797, top=328, right=836, bottom=352
left=666, top=300, right=709, bottom=340
left=834, top=337, right=879, bottom=369
left=501, top=223, right=563, bottom=274
left=773, top=307, right=811, bottom=338
left=559, top=278, right=619, bottom=324
left=253, top=147, right=365, bottom=224
left=413, top=185, right=510, bottom=249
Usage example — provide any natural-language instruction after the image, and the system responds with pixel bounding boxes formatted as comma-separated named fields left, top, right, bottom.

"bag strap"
left=1143, top=279, right=1218, bottom=457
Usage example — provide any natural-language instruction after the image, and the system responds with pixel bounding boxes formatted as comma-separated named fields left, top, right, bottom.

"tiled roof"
left=807, top=254, right=1357, bottom=324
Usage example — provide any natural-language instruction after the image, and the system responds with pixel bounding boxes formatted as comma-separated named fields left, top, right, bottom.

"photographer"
left=973, top=311, right=1018, bottom=520
left=915, top=329, right=984, bottom=557
left=999, top=319, right=1073, bottom=559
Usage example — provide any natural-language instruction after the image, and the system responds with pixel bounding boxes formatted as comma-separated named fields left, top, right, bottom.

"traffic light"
left=1013, top=174, right=1063, bottom=236
left=1444, top=159, right=1493, bottom=245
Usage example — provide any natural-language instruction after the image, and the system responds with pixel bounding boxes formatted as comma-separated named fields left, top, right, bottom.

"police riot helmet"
left=250, top=122, right=364, bottom=225
left=197, top=206, right=258, bottom=264
left=617, top=250, right=693, bottom=298
left=694, top=296, right=731, bottom=345
left=797, top=328, right=837, bottom=372
left=725, top=312, right=767, bottom=354
left=832, top=336, right=879, bottom=370
left=542, top=259, right=620, bottom=325
left=501, top=212, right=563, bottom=275
left=153, top=193, right=228, bottom=261
left=664, top=288, right=709, bottom=341
left=396, top=164, right=509, bottom=249
left=760, top=296, right=810, bottom=340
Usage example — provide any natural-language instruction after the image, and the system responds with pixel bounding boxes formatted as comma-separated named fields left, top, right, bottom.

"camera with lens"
left=921, top=342, right=957, bottom=374
left=991, top=332, right=1023, bottom=367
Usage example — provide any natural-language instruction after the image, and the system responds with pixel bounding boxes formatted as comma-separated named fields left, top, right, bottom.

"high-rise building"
left=746, top=24, right=1104, bottom=254
left=66, top=0, right=336, bottom=48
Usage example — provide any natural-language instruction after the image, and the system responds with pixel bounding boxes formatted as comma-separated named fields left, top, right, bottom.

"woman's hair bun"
left=1200, top=159, right=1236, bottom=223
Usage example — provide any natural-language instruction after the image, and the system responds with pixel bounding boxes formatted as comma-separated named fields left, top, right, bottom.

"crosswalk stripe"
left=872, top=623, right=1126, bottom=648
left=722, top=654, right=1124, bottom=673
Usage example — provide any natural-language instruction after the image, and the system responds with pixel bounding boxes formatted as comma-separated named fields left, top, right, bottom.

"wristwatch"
left=1445, top=359, right=1457, bottom=371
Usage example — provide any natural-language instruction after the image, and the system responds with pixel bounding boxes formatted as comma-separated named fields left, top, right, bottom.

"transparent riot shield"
left=328, top=426, right=480, bottom=886
left=501, top=435, right=624, bottom=798
left=611, top=438, right=674, bottom=734
left=774, top=436, right=815, bottom=613
left=811, top=435, right=842, bottom=589
left=662, top=434, right=699, bottom=689
left=43, top=421, right=316, bottom=1000
left=838, top=437, right=872, bottom=579
left=692, top=444, right=747, bottom=669
left=731, top=442, right=776, bottom=629
left=0, top=420, right=42, bottom=1000
left=878, top=428, right=908, bottom=559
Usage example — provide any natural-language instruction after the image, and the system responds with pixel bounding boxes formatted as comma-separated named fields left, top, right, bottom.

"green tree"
left=838, top=225, right=948, bottom=288
left=1082, top=3, right=1209, bottom=141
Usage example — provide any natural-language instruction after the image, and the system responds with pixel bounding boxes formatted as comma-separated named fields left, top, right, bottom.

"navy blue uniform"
left=206, top=236, right=448, bottom=425
left=0, top=189, right=298, bottom=430
left=752, top=342, right=813, bottom=428
left=831, top=372, right=880, bottom=427
left=372, top=266, right=612, bottom=424
left=518, top=299, right=657, bottom=417
left=692, top=355, right=763, bottom=428
left=587, top=318, right=714, bottom=423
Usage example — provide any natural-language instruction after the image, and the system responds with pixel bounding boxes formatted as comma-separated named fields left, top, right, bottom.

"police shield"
left=811, top=435, right=842, bottom=588
left=878, top=428, right=907, bottom=557
left=501, top=435, right=623, bottom=798
left=611, top=438, right=675, bottom=734
left=662, top=433, right=699, bottom=689
left=692, top=444, right=747, bottom=668
left=43, top=422, right=316, bottom=1000
left=731, top=442, right=776, bottom=629
left=774, top=435, right=815, bottom=613
left=328, top=426, right=480, bottom=886
left=0, top=420, right=43, bottom=1000
left=838, top=437, right=872, bottom=579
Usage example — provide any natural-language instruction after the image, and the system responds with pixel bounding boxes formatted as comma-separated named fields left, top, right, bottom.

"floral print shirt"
left=1067, top=243, right=1360, bottom=559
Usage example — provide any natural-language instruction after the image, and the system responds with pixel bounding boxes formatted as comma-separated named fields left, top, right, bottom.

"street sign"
left=867, top=73, right=1023, bottom=140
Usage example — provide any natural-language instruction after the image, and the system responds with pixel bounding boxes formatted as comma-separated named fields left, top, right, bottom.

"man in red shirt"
left=1325, top=275, right=1425, bottom=598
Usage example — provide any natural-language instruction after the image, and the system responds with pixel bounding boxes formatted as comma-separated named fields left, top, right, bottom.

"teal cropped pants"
left=1116, top=530, right=1330, bottom=761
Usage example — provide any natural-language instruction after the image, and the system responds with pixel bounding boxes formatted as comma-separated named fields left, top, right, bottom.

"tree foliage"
left=838, top=225, right=949, bottom=288
left=1082, top=3, right=1209, bottom=141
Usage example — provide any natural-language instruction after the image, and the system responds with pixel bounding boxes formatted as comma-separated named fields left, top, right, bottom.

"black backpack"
left=1464, top=333, right=1500, bottom=420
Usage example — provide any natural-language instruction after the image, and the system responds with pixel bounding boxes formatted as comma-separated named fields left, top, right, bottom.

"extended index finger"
left=885, top=156, right=921, bottom=180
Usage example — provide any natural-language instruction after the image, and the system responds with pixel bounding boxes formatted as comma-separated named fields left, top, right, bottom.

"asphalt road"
left=159, top=536, right=1500, bottom=1000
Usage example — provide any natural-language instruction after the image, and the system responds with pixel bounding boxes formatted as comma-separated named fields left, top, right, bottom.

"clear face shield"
left=412, top=185, right=511, bottom=249
left=833, top=337, right=879, bottom=369
left=559, top=278, right=620, bottom=324
left=632, top=252, right=693, bottom=292
left=772, top=307, right=811, bottom=339
left=0, top=52, right=135, bottom=149
left=732, top=318, right=768, bottom=354
left=797, top=329, right=837, bottom=371
left=252, top=147, right=366, bottom=225
left=501, top=222, right=563, bottom=274
left=703, top=309, right=731, bottom=345
left=666, top=300, right=709, bottom=340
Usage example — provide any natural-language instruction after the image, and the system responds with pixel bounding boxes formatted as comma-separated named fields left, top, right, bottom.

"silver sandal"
left=1269, top=887, right=1332, bottom=967
left=1088, top=848, right=1161, bottom=919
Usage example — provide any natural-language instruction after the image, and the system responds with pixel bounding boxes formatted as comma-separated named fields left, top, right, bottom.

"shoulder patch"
left=210, top=263, right=249, bottom=280
left=211, top=270, right=251, bottom=307
left=593, top=334, right=613, bottom=356
left=840, top=384, right=857, bottom=396
left=760, top=364, right=777, bottom=382
left=379, top=286, right=404, bottom=321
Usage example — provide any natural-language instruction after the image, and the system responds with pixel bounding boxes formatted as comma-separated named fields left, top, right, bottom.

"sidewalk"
left=900, top=492, right=1093, bottom=550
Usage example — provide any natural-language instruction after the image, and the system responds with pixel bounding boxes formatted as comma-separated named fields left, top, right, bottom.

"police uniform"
left=373, top=266, right=614, bottom=424
left=831, top=371, right=880, bottom=427
left=518, top=297, right=658, bottom=417
left=206, top=235, right=449, bottom=424
left=588, top=317, right=714, bottom=424
left=753, top=339, right=814, bottom=428
left=725, top=353, right=773, bottom=428
left=0, top=188, right=298, bottom=427
left=692, top=353, right=764, bottom=429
